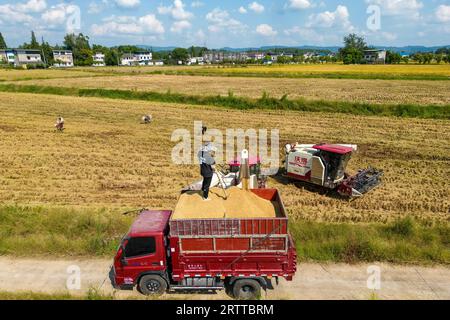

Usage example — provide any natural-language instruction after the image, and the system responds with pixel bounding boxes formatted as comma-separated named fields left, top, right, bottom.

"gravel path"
left=0, top=257, right=448, bottom=300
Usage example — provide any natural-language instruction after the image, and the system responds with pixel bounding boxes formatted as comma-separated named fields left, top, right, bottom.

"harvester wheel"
left=232, top=279, right=261, bottom=300
left=139, top=275, right=167, bottom=296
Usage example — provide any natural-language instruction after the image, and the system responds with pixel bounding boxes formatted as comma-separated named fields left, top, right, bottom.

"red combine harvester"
left=284, top=143, right=383, bottom=198
left=113, top=189, right=297, bottom=300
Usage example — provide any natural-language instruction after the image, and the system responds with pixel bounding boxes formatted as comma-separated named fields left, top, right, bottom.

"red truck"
left=113, top=189, right=297, bottom=300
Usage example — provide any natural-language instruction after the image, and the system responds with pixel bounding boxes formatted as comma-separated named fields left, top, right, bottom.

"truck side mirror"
left=119, top=246, right=128, bottom=266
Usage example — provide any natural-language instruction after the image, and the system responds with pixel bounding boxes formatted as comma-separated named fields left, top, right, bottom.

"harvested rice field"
left=12, top=74, right=450, bottom=105
left=0, top=92, right=448, bottom=224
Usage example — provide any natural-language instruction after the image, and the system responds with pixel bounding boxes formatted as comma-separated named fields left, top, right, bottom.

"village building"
left=52, top=50, right=74, bottom=67
left=92, top=52, right=105, bottom=67
left=0, top=49, right=16, bottom=64
left=0, top=49, right=43, bottom=67
left=363, top=49, right=387, bottom=64
left=15, top=49, right=43, bottom=66
left=120, top=52, right=153, bottom=66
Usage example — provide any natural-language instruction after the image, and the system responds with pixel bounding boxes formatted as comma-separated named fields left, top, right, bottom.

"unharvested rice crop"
left=14, top=74, right=450, bottom=106
left=75, top=64, right=450, bottom=78
left=0, top=92, right=448, bottom=224
left=0, top=69, right=98, bottom=81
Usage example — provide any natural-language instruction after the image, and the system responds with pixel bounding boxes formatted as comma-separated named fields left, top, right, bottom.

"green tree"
left=40, top=39, right=54, bottom=66
left=386, top=51, right=402, bottom=64
left=76, top=48, right=94, bottom=66
left=105, top=48, right=119, bottom=66
left=64, top=33, right=91, bottom=66
left=171, top=47, right=189, bottom=63
left=0, top=32, right=7, bottom=49
left=30, top=31, right=39, bottom=48
left=339, top=33, right=367, bottom=64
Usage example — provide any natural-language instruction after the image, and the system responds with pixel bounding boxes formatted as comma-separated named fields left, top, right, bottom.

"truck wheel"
left=232, top=279, right=261, bottom=300
left=139, top=275, right=167, bottom=296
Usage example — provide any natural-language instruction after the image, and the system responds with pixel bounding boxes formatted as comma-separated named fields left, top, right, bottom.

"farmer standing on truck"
left=198, top=142, right=216, bottom=201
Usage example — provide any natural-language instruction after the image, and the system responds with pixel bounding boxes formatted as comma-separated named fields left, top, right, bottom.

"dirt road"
left=0, top=257, right=449, bottom=300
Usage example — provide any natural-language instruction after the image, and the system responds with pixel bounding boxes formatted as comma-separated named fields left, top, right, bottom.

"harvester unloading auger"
left=284, top=143, right=383, bottom=198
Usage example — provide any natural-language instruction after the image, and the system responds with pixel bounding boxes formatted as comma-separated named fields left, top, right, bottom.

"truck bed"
left=168, top=189, right=296, bottom=280
left=172, top=187, right=283, bottom=220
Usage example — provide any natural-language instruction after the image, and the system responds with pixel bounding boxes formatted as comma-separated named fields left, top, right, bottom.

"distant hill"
left=136, top=45, right=177, bottom=52
left=137, top=44, right=449, bottom=54
left=376, top=46, right=449, bottom=55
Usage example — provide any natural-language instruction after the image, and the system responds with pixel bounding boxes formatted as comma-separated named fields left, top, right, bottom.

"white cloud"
left=0, top=4, right=34, bottom=24
left=366, top=0, right=423, bottom=17
left=0, top=0, right=47, bottom=25
left=16, top=0, right=47, bottom=13
left=206, top=8, right=247, bottom=33
left=436, top=5, right=450, bottom=22
left=249, top=2, right=265, bottom=13
left=158, top=0, right=193, bottom=34
left=256, top=24, right=277, bottom=36
left=91, top=14, right=164, bottom=36
left=191, top=1, right=203, bottom=8
left=286, top=0, right=313, bottom=10
left=41, top=3, right=79, bottom=27
left=158, top=0, right=193, bottom=20
left=307, top=5, right=354, bottom=32
left=88, top=2, right=101, bottom=14
left=381, top=31, right=397, bottom=41
left=115, top=0, right=140, bottom=9
left=284, top=26, right=324, bottom=42
left=238, top=6, right=247, bottom=14
left=171, top=20, right=191, bottom=33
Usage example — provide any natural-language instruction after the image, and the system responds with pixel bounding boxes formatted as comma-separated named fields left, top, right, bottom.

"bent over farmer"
left=198, top=142, right=216, bottom=201
left=55, top=116, right=65, bottom=132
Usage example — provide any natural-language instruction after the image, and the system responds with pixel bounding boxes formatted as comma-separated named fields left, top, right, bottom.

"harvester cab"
left=284, top=143, right=383, bottom=198
left=313, top=144, right=353, bottom=188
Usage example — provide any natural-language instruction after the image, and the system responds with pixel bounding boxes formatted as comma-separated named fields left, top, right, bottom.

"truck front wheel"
left=232, top=279, right=261, bottom=300
left=139, top=275, right=167, bottom=296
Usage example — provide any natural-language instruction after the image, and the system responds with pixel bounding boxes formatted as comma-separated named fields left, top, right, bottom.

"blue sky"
left=0, top=0, right=449, bottom=48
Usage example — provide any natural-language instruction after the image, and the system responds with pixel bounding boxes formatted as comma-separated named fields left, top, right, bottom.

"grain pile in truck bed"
left=172, top=187, right=280, bottom=219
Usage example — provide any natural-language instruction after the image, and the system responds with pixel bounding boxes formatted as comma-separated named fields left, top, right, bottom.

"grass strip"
left=0, top=83, right=448, bottom=119
left=82, top=68, right=450, bottom=81
left=0, top=206, right=448, bottom=265
left=0, top=288, right=115, bottom=300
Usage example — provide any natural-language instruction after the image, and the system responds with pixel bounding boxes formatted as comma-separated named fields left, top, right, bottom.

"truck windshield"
left=124, top=237, right=156, bottom=258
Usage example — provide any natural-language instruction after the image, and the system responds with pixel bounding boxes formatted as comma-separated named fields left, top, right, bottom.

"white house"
left=136, top=52, right=152, bottom=65
left=120, top=52, right=153, bottom=66
left=0, top=49, right=16, bottom=64
left=1, top=49, right=43, bottom=67
left=363, top=49, right=387, bottom=64
left=93, top=52, right=105, bottom=67
left=121, top=53, right=135, bottom=66
left=53, top=50, right=74, bottom=67
left=247, top=52, right=265, bottom=61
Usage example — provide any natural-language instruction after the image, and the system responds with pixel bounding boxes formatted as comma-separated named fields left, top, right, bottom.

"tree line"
left=0, top=31, right=449, bottom=67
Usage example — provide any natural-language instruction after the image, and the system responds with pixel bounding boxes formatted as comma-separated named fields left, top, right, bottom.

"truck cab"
left=113, top=210, right=171, bottom=293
